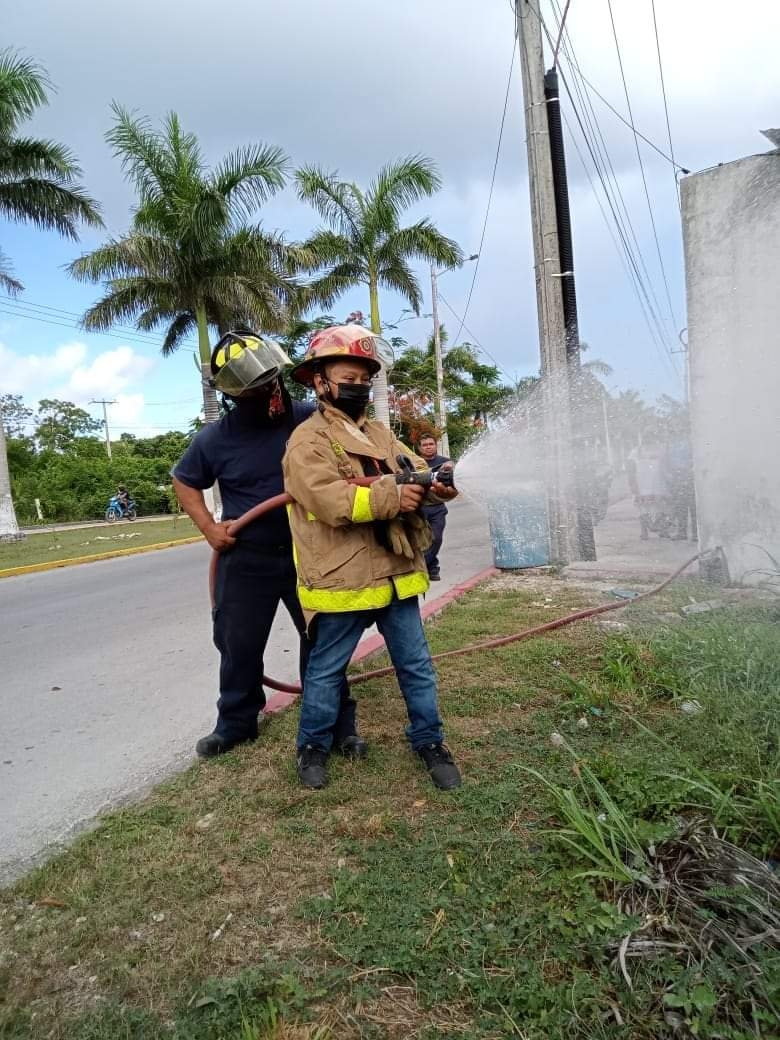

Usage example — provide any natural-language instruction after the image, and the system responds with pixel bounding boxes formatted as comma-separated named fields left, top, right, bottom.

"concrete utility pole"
left=430, top=263, right=450, bottom=457
left=90, top=399, right=116, bottom=459
left=516, top=0, right=584, bottom=564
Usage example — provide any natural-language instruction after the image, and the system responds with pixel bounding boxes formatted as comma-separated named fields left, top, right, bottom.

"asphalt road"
left=0, top=497, right=492, bottom=884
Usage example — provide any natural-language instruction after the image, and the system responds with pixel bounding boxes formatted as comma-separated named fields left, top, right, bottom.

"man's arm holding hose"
left=172, top=476, right=236, bottom=552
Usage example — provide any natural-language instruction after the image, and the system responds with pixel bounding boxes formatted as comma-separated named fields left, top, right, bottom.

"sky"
left=2, top=0, right=779, bottom=438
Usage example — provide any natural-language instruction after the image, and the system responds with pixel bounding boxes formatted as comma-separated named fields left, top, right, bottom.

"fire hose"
left=207, top=471, right=702, bottom=697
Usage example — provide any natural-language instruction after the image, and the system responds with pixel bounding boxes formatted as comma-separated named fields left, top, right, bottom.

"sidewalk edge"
left=0, top=536, right=204, bottom=579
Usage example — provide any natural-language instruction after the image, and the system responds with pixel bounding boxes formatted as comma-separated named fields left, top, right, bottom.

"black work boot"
left=196, top=731, right=256, bottom=758
left=297, top=745, right=329, bottom=789
left=417, top=743, right=462, bottom=790
left=334, top=734, right=369, bottom=759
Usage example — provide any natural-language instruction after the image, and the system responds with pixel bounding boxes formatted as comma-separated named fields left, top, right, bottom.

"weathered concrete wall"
left=681, top=154, right=780, bottom=585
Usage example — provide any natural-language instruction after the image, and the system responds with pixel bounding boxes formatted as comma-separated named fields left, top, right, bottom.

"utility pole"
left=430, top=264, right=449, bottom=456
left=90, top=399, right=116, bottom=459
left=516, top=0, right=593, bottom=562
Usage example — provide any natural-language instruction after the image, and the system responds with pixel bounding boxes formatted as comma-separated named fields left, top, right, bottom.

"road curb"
left=263, top=565, right=500, bottom=714
left=0, top=536, right=204, bottom=579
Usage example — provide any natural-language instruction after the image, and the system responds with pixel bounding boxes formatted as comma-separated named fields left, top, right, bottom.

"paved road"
left=0, top=497, right=492, bottom=884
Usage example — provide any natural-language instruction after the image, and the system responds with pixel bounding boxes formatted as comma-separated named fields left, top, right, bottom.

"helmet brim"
left=290, top=354, right=382, bottom=386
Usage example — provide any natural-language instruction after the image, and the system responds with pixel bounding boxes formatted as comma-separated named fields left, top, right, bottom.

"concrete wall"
left=681, top=153, right=780, bottom=585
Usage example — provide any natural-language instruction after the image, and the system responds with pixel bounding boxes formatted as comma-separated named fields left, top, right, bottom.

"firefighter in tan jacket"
left=283, top=324, right=461, bottom=791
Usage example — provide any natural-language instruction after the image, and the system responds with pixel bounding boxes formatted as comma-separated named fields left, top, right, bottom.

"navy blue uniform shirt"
left=421, top=452, right=451, bottom=517
left=173, top=400, right=314, bottom=547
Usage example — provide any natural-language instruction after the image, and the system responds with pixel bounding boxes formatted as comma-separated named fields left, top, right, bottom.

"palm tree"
left=0, top=49, right=102, bottom=538
left=69, top=106, right=302, bottom=421
left=296, top=155, right=462, bottom=423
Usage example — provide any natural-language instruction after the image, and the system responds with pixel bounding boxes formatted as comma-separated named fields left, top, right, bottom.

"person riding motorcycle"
left=172, top=329, right=364, bottom=759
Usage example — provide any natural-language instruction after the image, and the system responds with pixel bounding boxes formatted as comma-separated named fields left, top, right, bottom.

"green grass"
left=1, top=577, right=777, bottom=1039
left=0, top=517, right=201, bottom=571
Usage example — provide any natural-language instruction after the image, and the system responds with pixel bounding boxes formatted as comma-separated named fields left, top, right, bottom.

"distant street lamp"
left=430, top=254, right=478, bottom=456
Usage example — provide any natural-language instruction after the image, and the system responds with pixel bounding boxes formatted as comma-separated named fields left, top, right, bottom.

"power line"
left=548, top=0, right=675, bottom=355
left=436, top=291, right=517, bottom=385
left=0, top=301, right=167, bottom=349
left=544, top=0, right=680, bottom=378
left=650, top=0, right=682, bottom=209
left=453, top=35, right=517, bottom=346
left=605, top=0, right=679, bottom=339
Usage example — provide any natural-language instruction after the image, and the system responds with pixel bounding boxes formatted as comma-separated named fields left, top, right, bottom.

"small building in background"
left=681, top=134, right=780, bottom=586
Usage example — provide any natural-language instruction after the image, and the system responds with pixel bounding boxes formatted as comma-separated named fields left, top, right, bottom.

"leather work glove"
left=386, top=517, right=415, bottom=559
left=403, top=512, right=434, bottom=554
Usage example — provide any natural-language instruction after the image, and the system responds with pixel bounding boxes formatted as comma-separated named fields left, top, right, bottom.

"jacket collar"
left=316, top=401, right=387, bottom=459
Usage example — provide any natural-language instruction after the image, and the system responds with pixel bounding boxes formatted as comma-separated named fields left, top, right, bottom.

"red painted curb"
left=263, top=565, right=499, bottom=714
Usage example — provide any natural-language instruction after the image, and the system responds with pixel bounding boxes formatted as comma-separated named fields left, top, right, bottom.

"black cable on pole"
left=453, top=36, right=517, bottom=347
left=650, top=0, right=682, bottom=209
left=605, top=0, right=679, bottom=339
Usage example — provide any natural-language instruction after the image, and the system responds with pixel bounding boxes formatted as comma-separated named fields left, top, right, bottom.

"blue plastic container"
left=487, top=490, right=550, bottom=568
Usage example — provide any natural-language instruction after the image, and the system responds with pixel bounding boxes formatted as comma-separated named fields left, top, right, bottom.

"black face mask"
left=327, top=382, right=371, bottom=421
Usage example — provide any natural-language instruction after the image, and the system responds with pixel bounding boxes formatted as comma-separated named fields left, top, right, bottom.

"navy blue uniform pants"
left=212, top=541, right=355, bottom=742
left=422, top=507, right=447, bottom=576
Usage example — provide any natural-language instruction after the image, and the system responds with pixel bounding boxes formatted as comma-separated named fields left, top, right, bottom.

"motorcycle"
left=105, top=495, right=137, bottom=522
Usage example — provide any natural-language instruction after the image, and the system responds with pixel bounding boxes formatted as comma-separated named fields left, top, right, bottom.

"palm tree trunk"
left=195, top=304, right=222, bottom=519
left=196, top=305, right=220, bottom=425
left=0, top=414, right=22, bottom=541
left=368, top=278, right=391, bottom=426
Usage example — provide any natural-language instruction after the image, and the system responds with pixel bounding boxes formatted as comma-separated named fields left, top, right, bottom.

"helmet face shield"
left=211, top=334, right=292, bottom=395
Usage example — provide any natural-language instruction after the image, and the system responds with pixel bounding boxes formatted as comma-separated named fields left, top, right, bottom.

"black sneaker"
left=195, top=731, right=255, bottom=758
left=334, top=735, right=369, bottom=759
left=416, top=743, right=462, bottom=790
left=297, top=745, right=329, bottom=789
left=428, top=569, right=441, bottom=581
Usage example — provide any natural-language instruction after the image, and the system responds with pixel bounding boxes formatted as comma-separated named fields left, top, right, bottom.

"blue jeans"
left=297, top=596, right=444, bottom=753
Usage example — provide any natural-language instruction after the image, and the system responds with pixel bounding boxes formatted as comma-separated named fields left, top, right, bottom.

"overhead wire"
left=452, top=35, right=517, bottom=346
left=542, top=0, right=680, bottom=378
left=605, top=0, right=679, bottom=339
left=437, top=291, right=518, bottom=385
left=547, top=0, right=674, bottom=352
left=650, top=0, right=682, bottom=209
left=0, top=299, right=173, bottom=349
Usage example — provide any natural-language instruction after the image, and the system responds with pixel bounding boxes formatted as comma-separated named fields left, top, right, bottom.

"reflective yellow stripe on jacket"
left=350, top=485, right=373, bottom=523
left=297, top=569, right=429, bottom=613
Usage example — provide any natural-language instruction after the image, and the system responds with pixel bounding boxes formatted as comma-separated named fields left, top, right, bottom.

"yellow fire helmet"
left=210, top=331, right=292, bottom=396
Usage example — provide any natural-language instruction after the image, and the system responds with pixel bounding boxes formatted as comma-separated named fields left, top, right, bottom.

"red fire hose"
left=207, top=494, right=702, bottom=696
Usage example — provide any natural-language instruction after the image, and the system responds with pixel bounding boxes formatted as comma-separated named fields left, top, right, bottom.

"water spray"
left=207, top=480, right=707, bottom=698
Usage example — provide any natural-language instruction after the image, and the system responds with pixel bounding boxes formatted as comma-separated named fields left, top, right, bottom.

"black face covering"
left=328, top=382, right=371, bottom=422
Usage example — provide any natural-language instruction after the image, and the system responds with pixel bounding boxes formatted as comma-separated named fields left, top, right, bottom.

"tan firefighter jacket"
left=282, top=402, right=437, bottom=621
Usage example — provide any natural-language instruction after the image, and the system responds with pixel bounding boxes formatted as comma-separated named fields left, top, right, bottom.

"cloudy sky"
left=2, top=0, right=779, bottom=436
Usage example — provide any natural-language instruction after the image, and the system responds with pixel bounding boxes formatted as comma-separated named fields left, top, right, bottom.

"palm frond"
left=0, top=49, right=50, bottom=135
left=378, top=259, right=422, bottom=314
left=212, top=144, right=288, bottom=218
left=300, top=229, right=357, bottom=269
left=301, top=262, right=365, bottom=310
left=160, top=312, right=196, bottom=356
left=80, top=277, right=181, bottom=330
left=68, top=234, right=177, bottom=282
left=0, top=178, right=102, bottom=236
left=366, top=155, right=441, bottom=223
left=295, top=165, right=361, bottom=238
left=0, top=246, right=23, bottom=295
left=106, top=103, right=173, bottom=204
left=1, top=137, right=81, bottom=181
left=377, top=220, right=462, bottom=269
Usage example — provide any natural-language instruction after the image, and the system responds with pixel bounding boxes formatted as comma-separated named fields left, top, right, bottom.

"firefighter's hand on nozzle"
left=204, top=519, right=237, bottom=552
left=432, top=463, right=458, bottom=500
left=398, top=483, right=426, bottom=513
